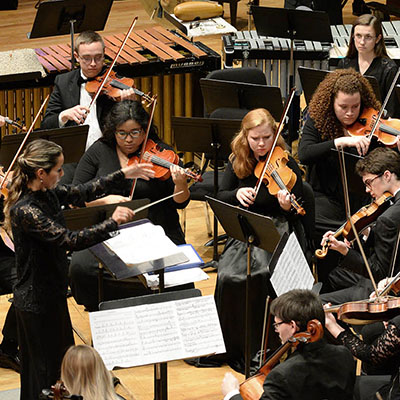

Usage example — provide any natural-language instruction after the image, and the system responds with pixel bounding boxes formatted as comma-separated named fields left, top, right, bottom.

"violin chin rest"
left=174, top=1, right=223, bottom=21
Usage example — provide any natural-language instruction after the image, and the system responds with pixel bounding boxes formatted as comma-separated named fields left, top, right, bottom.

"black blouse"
left=11, top=171, right=125, bottom=314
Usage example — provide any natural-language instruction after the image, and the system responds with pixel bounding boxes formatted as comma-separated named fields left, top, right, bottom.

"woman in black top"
left=70, top=100, right=191, bottom=311
left=214, top=108, right=305, bottom=373
left=3, top=139, right=153, bottom=400
left=338, top=14, right=399, bottom=118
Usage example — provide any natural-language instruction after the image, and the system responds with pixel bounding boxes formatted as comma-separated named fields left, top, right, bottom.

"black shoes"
left=0, top=349, right=20, bottom=373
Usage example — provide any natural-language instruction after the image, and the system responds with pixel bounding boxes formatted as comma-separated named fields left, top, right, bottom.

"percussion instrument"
left=222, top=30, right=331, bottom=96
left=0, top=26, right=220, bottom=144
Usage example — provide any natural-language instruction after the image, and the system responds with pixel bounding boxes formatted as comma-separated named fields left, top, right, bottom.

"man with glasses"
left=320, top=147, right=400, bottom=302
left=221, top=289, right=355, bottom=400
left=41, top=30, right=136, bottom=152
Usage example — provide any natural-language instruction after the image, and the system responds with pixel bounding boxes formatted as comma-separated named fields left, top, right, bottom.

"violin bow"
left=337, top=147, right=379, bottom=296
left=129, top=97, right=158, bottom=200
left=88, top=16, right=139, bottom=111
left=253, top=88, right=296, bottom=196
left=0, top=95, right=50, bottom=191
left=365, top=67, right=400, bottom=141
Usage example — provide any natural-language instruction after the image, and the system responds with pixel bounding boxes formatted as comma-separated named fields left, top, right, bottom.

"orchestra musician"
left=40, top=30, right=137, bottom=153
left=320, top=147, right=400, bottom=302
left=69, top=100, right=191, bottom=311
left=61, top=345, right=124, bottom=400
left=205, top=108, right=306, bottom=373
left=2, top=139, right=154, bottom=400
left=338, top=14, right=400, bottom=118
left=221, top=289, right=356, bottom=400
left=325, top=304, right=400, bottom=400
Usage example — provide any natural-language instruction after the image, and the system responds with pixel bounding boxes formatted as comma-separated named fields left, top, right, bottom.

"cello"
left=239, top=319, right=324, bottom=400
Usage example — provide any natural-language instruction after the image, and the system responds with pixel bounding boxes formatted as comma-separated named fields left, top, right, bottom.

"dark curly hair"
left=308, top=68, right=380, bottom=141
left=101, top=100, right=158, bottom=147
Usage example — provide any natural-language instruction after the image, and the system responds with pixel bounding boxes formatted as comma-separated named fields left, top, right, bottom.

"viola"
left=128, top=139, right=202, bottom=182
left=239, top=319, right=323, bottom=400
left=85, top=70, right=156, bottom=105
left=253, top=146, right=305, bottom=215
left=347, top=107, right=400, bottom=147
left=315, top=191, right=393, bottom=259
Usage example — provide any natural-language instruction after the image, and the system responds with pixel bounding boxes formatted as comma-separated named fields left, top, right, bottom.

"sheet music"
left=270, top=232, right=314, bottom=297
left=143, top=267, right=209, bottom=288
left=90, top=295, right=225, bottom=370
left=104, top=222, right=185, bottom=266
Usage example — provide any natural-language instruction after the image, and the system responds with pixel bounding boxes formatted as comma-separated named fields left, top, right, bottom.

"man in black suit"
left=41, top=30, right=135, bottom=152
left=221, top=289, right=355, bottom=400
left=320, top=147, right=400, bottom=302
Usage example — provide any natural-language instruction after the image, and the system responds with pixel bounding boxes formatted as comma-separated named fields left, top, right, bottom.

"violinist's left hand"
left=120, top=88, right=137, bottom=101
left=221, top=372, right=239, bottom=397
left=321, top=231, right=350, bottom=256
left=0, top=116, right=5, bottom=128
left=277, top=189, right=292, bottom=212
left=170, top=165, right=190, bottom=204
left=395, top=136, right=400, bottom=153
left=323, top=304, right=344, bottom=339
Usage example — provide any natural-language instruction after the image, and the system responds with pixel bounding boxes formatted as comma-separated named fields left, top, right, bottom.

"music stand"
left=0, top=125, right=88, bottom=168
left=299, top=66, right=382, bottom=105
left=172, top=116, right=241, bottom=262
left=206, top=196, right=280, bottom=378
left=99, top=289, right=202, bottom=400
left=200, top=79, right=284, bottom=121
left=28, top=0, right=114, bottom=69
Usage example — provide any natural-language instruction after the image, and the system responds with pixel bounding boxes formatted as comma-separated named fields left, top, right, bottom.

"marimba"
left=222, top=30, right=331, bottom=96
left=329, top=21, right=400, bottom=66
left=0, top=26, right=220, bottom=144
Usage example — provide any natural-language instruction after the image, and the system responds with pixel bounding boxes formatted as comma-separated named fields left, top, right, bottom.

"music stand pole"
left=70, top=19, right=76, bottom=69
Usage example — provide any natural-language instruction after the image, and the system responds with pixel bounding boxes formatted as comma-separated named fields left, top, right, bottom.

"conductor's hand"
left=60, top=105, right=89, bottom=125
left=236, top=187, right=256, bottom=207
left=221, top=372, right=239, bottom=397
left=111, top=206, right=135, bottom=225
left=121, top=162, right=155, bottom=180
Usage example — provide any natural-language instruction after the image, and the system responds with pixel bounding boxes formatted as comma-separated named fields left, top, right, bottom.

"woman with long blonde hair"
left=209, top=108, right=305, bottom=373
left=61, top=345, right=121, bottom=400
left=5, top=139, right=153, bottom=400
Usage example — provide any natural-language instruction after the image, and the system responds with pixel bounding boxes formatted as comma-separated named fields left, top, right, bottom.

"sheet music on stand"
left=89, top=295, right=226, bottom=370
left=269, top=232, right=314, bottom=297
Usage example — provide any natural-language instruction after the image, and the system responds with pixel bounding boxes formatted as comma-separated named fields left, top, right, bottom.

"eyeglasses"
left=364, top=173, right=383, bottom=189
left=273, top=321, right=286, bottom=330
left=78, top=54, right=104, bottom=64
left=354, top=34, right=376, bottom=42
left=115, top=129, right=143, bottom=140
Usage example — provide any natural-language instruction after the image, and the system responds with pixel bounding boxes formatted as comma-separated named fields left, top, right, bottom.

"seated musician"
left=320, top=147, right=400, bottom=300
left=69, top=100, right=191, bottom=311
left=210, top=108, right=306, bottom=373
left=61, top=344, right=125, bottom=400
left=325, top=301, right=400, bottom=400
left=338, top=14, right=400, bottom=118
left=221, top=289, right=356, bottom=400
left=40, top=30, right=136, bottom=155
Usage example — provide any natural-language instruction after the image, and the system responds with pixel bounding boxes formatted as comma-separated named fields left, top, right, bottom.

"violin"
left=315, top=191, right=393, bottom=259
left=128, top=139, right=202, bottom=182
left=254, top=146, right=305, bottom=215
left=239, top=319, right=323, bottom=400
left=85, top=70, right=156, bottom=105
left=3, top=117, right=26, bottom=132
left=347, top=107, right=400, bottom=147
left=40, top=381, right=82, bottom=400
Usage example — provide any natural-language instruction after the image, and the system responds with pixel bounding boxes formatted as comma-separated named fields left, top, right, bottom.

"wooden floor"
left=0, top=0, right=387, bottom=398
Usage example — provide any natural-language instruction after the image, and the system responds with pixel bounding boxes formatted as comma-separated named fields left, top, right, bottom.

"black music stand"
left=206, top=196, right=280, bottom=378
left=299, top=66, right=382, bottom=105
left=0, top=125, right=88, bottom=168
left=99, top=289, right=202, bottom=400
left=200, top=79, right=284, bottom=121
left=172, top=117, right=242, bottom=263
left=28, top=0, right=113, bottom=69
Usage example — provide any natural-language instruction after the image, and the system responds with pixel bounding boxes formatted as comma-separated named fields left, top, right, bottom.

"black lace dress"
left=338, top=315, right=400, bottom=399
left=11, top=170, right=126, bottom=400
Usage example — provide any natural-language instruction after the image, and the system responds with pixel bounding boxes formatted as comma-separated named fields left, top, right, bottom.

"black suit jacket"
left=232, top=340, right=355, bottom=400
left=41, top=68, right=113, bottom=129
left=340, top=190, right=400, bottom=282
